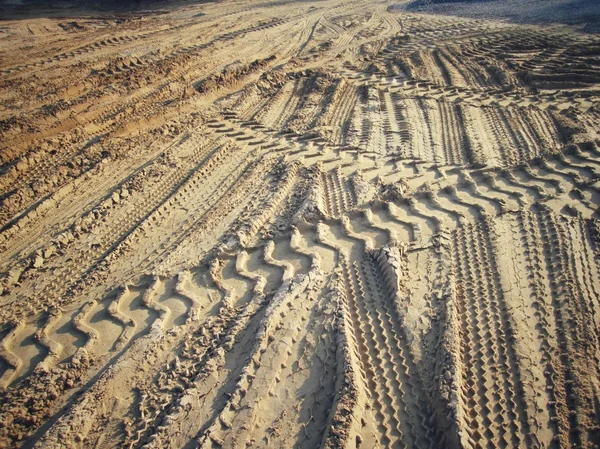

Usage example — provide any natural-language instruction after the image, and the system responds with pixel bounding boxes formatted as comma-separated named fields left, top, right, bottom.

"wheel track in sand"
left=2, top=5, right=600, bottom=448
left=5, top=225, right=333, bottom=447
left=1, top=139, right=238, bottom=320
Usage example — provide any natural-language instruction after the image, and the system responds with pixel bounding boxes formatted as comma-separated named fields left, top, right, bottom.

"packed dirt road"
left=1, top=0, right=600, bottom=447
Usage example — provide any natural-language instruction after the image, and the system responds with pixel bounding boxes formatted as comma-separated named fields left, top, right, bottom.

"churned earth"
left=0, top=0, right=599, bottom=448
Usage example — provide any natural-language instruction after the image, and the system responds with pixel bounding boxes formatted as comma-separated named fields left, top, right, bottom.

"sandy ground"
left=407, top=0, right=600, bottom=33
left=0, top=0, right=600, bottom=448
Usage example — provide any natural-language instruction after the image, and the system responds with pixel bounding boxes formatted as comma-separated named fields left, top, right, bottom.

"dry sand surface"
left=1, top=0, right=600, bottom=447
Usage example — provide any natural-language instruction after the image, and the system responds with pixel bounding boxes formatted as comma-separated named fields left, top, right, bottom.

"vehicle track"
left=1, top=2, right=600, bottom=449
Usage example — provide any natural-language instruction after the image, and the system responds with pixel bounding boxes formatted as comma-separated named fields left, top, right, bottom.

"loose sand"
left=0, top=0, right=599, bottom=448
